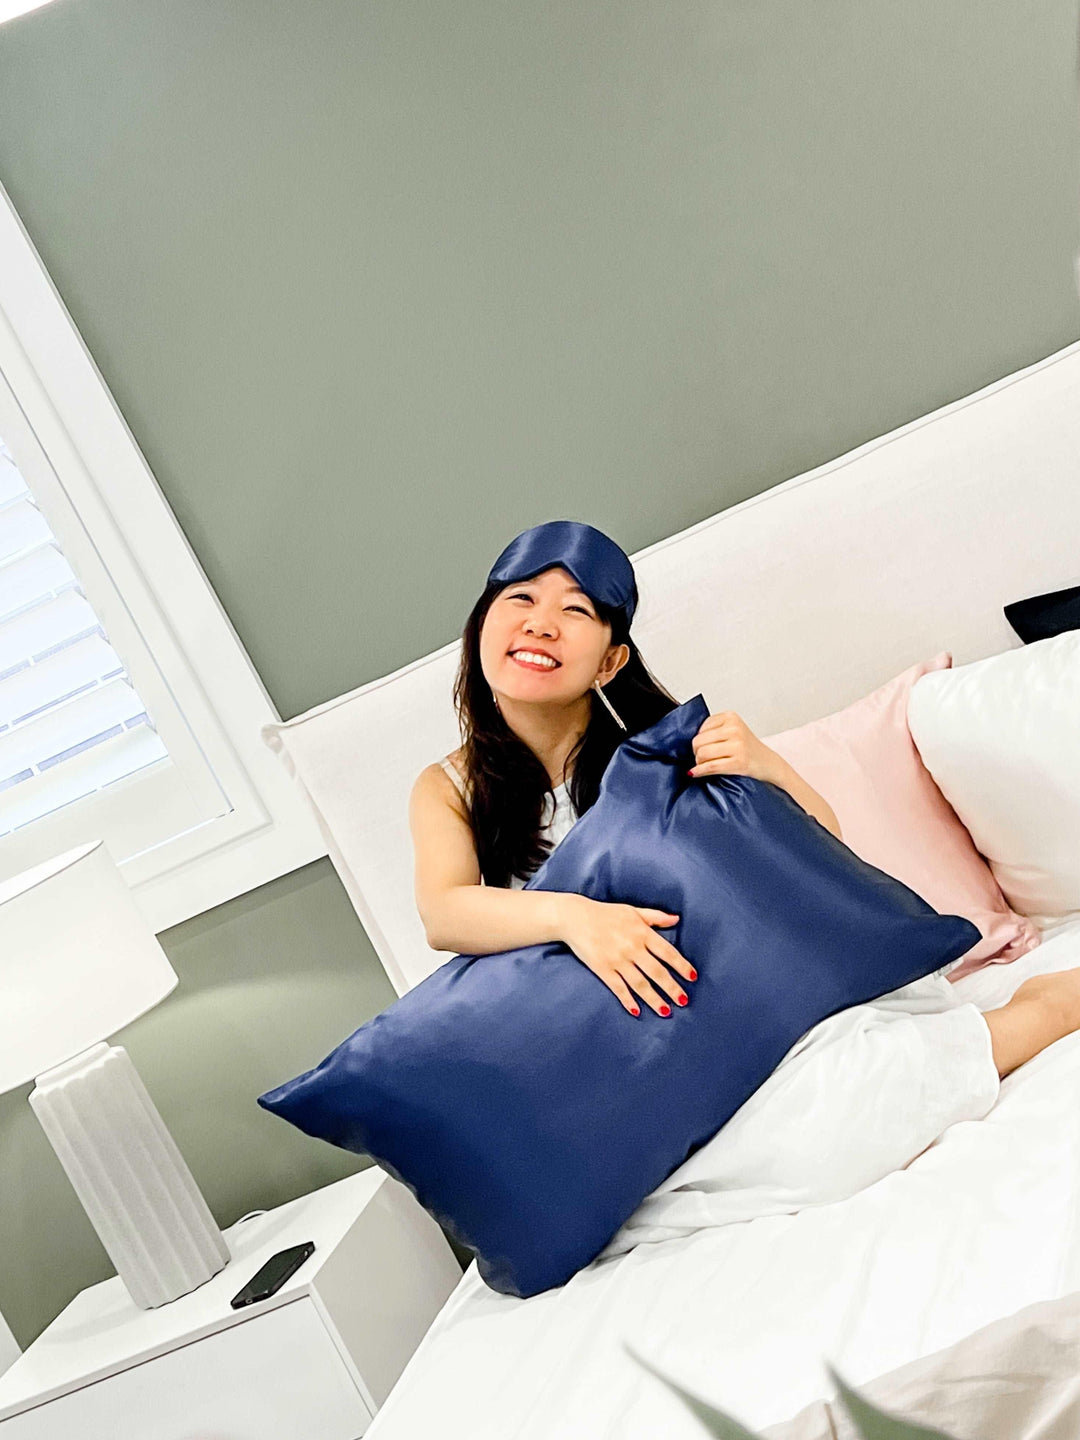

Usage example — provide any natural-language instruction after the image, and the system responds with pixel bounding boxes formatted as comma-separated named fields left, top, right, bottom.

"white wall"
left=0, top=1309, right=19, bottom=1375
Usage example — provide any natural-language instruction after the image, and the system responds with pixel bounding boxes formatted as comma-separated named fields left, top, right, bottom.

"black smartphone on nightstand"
left=229, top=1240, right=316, bottom=1309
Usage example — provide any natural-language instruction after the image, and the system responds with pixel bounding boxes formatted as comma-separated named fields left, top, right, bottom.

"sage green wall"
left=0, top=0, right=1077, bottom=1347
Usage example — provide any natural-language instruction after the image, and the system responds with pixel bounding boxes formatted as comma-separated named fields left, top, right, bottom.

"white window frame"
left=0, top=179, right=326, bottom=932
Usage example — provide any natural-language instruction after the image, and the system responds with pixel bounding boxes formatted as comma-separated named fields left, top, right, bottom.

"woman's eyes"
left=508, top=592, right=592, bottom=616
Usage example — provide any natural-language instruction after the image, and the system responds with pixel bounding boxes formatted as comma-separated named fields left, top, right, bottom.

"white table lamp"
left=0, top=840, right=229, bottom=1309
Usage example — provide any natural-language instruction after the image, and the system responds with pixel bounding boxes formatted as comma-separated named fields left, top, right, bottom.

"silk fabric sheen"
left=485, top=518, right=638, bottom=627
left=258, top=695, right=980, bottom=1297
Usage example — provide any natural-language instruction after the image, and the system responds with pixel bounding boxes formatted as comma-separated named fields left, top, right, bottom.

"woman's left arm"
left=689, top=711, right=843, bottom=843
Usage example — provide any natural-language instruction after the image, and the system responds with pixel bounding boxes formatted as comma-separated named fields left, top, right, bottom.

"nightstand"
left=0, top=1167, right=463, bottom=1439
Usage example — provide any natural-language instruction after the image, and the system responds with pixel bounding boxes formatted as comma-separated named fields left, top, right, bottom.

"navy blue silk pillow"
left=258, top=695, right=980, bottom=1298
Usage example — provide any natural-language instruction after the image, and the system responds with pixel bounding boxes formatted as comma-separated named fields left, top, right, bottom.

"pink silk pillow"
left=763, top=653, right=1041, bottom=983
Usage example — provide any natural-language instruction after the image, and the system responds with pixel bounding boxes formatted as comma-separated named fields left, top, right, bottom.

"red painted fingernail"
left=688, top=969, right=698, bottom=981
left=659, top=1003, right=671, bottom=1016
left=686, top=769, right=695, bottom=777
left=631, top=1005, right=640, bottom=1016
left=676, top=994, right=688, bottom=1006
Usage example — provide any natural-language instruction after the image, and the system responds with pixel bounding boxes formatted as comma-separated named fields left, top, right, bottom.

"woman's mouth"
left=509, top=650, right=561, bottom=673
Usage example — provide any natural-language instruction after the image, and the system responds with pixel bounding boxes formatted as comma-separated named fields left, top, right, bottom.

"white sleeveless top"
left=439, top=756, right=578, bottom=889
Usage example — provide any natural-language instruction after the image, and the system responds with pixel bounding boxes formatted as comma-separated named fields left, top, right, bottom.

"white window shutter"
left=0, top=437, right=169, bottom=836
left=0, top=178, right=327, bottom=933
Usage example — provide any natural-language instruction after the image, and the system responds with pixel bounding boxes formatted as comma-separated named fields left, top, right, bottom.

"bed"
left=263, top=338, right=1080, bottom=1438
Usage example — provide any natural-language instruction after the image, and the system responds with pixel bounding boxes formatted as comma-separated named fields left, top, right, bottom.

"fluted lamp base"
left=29, top=1042, right=230, bottom=1309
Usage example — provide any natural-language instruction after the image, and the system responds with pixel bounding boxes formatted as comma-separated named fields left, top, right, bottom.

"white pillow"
left=261, top=644, right=463, bottom=996
left=906, top=630, right=1080, bottom=922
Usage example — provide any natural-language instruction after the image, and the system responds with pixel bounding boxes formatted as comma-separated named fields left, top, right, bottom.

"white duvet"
left=368, top=914, right=1080, bottom=1440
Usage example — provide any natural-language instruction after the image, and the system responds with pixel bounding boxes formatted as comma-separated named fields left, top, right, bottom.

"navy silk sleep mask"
left=258, top=695, right=981, bottom=1299
left=486, top=520, right=639, bottom=629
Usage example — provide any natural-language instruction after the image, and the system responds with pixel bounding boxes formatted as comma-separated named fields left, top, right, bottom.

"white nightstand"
left=0, top=1168, right=463, bottom=1439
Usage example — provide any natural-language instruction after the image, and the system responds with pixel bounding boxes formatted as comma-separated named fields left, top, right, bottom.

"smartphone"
left=229, top=1241, right=316, bottom=1309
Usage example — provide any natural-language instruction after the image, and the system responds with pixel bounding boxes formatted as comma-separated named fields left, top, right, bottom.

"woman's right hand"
left=559, top=895, right=698, bottom=1018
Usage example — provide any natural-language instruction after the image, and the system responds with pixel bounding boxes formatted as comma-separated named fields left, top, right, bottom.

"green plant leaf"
left=826, top=1364, right=962, bottom=1440
left=623, top=1344, right=965, bottom=1440
left=623, top=1341, right=766, bottom=1438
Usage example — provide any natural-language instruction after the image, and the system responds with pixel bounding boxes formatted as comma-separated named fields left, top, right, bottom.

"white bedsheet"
left=368, top=914, right=1080, bottom=1440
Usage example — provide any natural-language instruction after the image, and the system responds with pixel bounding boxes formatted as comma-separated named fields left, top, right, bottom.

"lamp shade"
left=0, top=840, right=177, bottom=1093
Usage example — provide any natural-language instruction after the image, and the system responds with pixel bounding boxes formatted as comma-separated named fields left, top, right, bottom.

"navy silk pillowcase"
left=258, top=695, right=980, bottom=1299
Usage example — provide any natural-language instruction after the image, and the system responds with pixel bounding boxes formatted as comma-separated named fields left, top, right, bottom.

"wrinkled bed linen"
left=764, top=1286, right=1080, bottom=1440
left=365, top=915, right=1080, bottom=1440
left=596, top=969, right=999, bottom=1260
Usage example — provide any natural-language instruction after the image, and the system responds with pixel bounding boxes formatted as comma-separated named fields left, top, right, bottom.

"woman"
left=410, top=519, right=1080, bottom=1081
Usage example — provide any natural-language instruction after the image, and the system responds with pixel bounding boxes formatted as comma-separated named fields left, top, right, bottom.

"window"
left=0, top=181, right=325, bottom=931
left=0, top=433, right=170, bottom=832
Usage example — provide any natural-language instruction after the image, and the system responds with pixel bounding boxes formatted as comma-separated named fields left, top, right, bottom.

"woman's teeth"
left=511, top=651, right=559, bottom=671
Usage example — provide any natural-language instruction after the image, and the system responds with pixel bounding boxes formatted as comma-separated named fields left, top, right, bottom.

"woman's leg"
left=597, top=990, right=1000, bottom=1259
left=981, top=968, right=1080, bottom=1078
left=600, top=970, right=1080, bottom=1261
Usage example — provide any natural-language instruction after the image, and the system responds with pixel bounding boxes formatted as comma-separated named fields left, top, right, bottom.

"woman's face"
left=479, top=566, right=627, bottom=707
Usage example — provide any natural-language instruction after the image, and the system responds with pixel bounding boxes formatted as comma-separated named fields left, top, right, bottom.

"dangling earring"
left=592, top=679, right=627, bottom=732
left=491, top=688, right=502, bottom=716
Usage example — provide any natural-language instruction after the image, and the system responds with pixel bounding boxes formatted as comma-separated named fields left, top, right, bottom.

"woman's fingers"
left=576, top=904, right=697, bottom=1018
left=635, top=907, right=680, bottom=928
left=602, top=971, right=642, bottom=1017
left=618, top=966, right=673, bottom=1017
left=645, top=930, right=698, bottom=984
left=629, top=906, right=698, bottom=991
left=634, top=952, right=690, bottom=1007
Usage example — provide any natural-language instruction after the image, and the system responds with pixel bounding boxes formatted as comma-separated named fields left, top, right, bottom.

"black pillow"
left=1004, top=583, right=1080, bottom=643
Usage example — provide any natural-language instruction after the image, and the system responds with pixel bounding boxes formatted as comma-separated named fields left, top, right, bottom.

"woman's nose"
left=524, top=615, right=557, bottom=638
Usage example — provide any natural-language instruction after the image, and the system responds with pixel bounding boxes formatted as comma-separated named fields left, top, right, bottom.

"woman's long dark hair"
left=452, top=582, right=680, bottom=888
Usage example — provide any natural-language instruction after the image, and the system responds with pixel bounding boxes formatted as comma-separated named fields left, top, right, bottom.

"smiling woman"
left=408, top=519, right=691, bottom=1016
left=480, top=568, right=630, bottom=763
left=408, top=518, right=847, bottom=1020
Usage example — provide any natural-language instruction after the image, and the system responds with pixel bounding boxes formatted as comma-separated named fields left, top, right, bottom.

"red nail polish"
left=688, top=969, right=698, bottom=981
left=631, top=1005, right=640, bottom=1016
left=659, top=1003, right=671, bottom=1017
left=676, top=994, right=688, bottom=1006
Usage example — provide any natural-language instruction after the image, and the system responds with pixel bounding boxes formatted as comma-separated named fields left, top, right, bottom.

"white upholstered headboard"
left=264, top=340, right=1080, bottom=996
